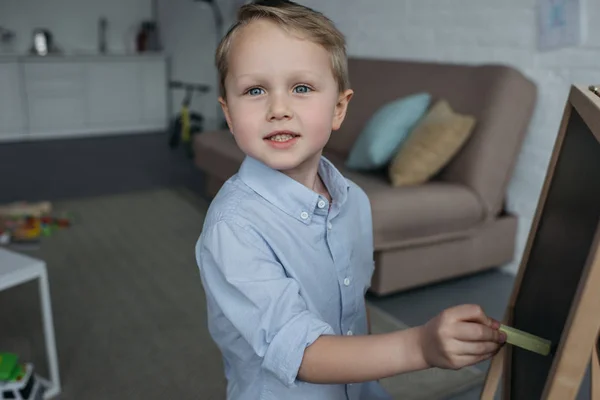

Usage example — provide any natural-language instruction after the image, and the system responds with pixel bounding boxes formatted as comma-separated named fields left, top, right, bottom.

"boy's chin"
left=263, top=158, right=305, bottom=172
left=256, top=153, right=320, bottom=173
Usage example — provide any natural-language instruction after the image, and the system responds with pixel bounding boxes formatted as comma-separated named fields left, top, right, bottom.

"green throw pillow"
left=345, top=92, right=431, bottom=170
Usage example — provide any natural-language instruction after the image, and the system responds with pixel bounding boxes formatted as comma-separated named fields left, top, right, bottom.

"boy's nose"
left=267, top=94, right=293, bottom=121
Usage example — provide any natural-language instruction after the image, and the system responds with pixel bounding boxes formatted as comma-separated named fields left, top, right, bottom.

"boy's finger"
left=455, top=322, right=506, bottom=343
left=448, top=304, right=499, bottom=328
left=459, top=340, right=502, bottom=356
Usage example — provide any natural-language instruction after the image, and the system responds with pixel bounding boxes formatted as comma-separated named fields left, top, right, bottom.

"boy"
left=195, top=1, right=506, bottom=399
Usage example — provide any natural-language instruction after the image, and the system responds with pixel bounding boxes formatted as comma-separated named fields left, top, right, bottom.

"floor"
left=1, top=133, right=593, bottom=400
left=368, top=269, right=593, bottom=400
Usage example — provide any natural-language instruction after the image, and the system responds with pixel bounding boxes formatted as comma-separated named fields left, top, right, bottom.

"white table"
left=0, top=248, right=61, bottom=399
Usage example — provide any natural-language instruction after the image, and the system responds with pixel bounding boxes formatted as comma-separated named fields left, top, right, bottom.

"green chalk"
left=499, top=324, right=552, bottom=356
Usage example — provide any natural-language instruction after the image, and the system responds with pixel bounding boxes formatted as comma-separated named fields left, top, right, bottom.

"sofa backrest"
left=330, top=57, right=537, bottom=218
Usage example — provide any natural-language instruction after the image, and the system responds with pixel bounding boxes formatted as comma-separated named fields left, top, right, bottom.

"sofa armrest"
left=439, top=65, right=537, bottom=218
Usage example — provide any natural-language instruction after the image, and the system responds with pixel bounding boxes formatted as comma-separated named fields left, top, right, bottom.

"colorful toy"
left=0, top=200, right=72, bottom=247
left=0, top=353, right=46, bottom=400
left=0, top=353, right=20, bottom=381
left=12, top=217, right=42, bottom=241
left=0, top=202, right=51, bottom=218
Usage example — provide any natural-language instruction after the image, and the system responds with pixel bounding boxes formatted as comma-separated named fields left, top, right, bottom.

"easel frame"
left=480, top=84, right=600, bottom=400
left=593, top=334, right=600, bottom=398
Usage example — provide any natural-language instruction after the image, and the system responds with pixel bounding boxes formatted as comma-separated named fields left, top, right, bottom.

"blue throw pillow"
left=345, top=92, right=432, bottom=170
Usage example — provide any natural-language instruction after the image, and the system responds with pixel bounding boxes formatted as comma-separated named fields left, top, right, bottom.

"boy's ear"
left=332, top=89, right=354, bottom=131
left=218, top=97, right=234, bottom=133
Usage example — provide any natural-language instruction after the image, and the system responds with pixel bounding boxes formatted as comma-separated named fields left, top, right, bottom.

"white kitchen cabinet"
left=24, top=61, right=87, bottom=136
left=140, top=59, right=168, bottom=126
left=87, top=61, right=142, bottom=128
left=0, top=54, right=168, bottom=142
left=0, top=61, right=26, bottom=140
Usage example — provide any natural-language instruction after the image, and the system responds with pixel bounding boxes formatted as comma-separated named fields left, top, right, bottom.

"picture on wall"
left=537, top=0, right=586, bottom=51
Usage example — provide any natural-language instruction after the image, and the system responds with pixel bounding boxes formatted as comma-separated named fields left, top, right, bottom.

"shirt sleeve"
left=196, top=218, right=335, bottom=387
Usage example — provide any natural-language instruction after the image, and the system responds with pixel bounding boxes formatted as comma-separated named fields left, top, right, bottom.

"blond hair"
left=215, top=0, right=350, bottom=99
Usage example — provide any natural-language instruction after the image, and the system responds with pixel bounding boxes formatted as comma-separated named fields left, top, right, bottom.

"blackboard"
left=481, top=85, right=600, bottom=400
left=509, top=107, right=600, bottom=399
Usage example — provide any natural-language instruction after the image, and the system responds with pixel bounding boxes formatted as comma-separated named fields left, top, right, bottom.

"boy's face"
left=219, top=20, right=353, bottom=175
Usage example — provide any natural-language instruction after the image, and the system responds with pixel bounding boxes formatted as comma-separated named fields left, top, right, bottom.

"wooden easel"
left=479, top=84, right=600, bottom=399
left=593, top=334, right=600, bottom=398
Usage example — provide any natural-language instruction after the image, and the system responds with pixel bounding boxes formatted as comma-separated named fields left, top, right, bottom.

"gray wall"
left=0, top=133, right=206, bottom=204
left=0, top=0, right=153, bottom=54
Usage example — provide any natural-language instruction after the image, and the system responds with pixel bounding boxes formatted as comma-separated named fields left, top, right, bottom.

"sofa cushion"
left=344, top=92, right=431, bottom=171
left=326, top=152, right=485, bottom=247
left=388, top=99, right=476, bottom=187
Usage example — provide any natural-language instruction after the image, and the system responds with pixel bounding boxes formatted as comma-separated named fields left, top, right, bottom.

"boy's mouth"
left=264, top=131, right=300, bottom=142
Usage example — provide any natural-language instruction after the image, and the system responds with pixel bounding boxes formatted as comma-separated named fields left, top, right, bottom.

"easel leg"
left=480, top=345, right=506, bottom=399
left=592, top=333, right=600, bottom=400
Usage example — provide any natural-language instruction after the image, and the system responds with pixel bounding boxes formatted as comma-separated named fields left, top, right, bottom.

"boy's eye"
left=293, top=85, right=312, bottom=94
left=247, top=87, right=264, bottom=96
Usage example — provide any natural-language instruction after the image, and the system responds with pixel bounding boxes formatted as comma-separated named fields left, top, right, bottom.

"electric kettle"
left=30, top=29, right=55, bottom=55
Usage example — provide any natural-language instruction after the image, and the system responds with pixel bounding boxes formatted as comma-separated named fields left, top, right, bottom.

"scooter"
left=168, top=80, right=211, bottom=158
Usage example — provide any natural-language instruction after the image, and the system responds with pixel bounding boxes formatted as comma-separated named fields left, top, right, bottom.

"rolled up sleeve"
left=196, top=218, right=334, bottom=387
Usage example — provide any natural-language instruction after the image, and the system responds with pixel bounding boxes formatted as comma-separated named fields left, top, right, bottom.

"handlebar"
left=169, top=80, right=211, bottom=93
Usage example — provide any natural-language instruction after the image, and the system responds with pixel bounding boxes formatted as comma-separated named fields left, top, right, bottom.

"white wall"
left=294, top=0, right=599, bottom=275
left=156, top=0, right=244, bottom=127
left=157, top=0, right=220, bottom=126
left=0, top=0, right=152, bottom=54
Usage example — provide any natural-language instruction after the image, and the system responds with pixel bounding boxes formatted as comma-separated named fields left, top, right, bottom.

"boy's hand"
left=418, top=304, right=506, bottom=370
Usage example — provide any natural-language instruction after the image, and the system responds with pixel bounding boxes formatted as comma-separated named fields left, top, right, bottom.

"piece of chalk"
left=499, top=324, right=552, bottom=356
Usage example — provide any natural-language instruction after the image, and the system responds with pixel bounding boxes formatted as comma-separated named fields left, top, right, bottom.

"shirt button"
left=347, top=330, right=353, bottom=336
left=317, top=200, right=326, bottom=209
left=327, top=222, right=332, bottom=230
left=300, top=211, right=309, bottom=220
left=343, top=278, right=350, bottom=286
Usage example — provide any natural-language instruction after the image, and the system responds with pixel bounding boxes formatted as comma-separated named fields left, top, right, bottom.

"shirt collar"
left=238, top=155, right=350, bottom=224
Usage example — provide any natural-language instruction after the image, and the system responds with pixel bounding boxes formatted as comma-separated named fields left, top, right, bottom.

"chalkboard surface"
left=509, top=108, right=600, bottom=399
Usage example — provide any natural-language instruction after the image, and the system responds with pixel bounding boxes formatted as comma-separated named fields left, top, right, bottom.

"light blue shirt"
left=196, top=155, right=392, bottom=400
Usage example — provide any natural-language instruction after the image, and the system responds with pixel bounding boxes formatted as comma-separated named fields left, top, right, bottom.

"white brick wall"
left=300, top=0, right=600, bottom=274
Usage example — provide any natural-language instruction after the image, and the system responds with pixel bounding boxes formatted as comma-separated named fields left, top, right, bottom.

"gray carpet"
left=0, top=188, right=482, bottom=399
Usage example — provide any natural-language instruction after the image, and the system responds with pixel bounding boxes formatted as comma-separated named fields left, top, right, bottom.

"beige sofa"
left=193, top=57, right=537, bottom=296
